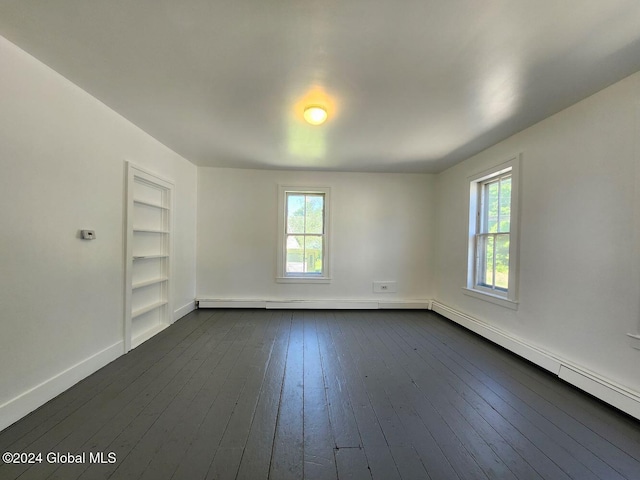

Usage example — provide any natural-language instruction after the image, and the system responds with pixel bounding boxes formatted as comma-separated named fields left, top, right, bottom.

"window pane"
left=287, top=195, right=305, bottom=234
left=304, top=236, right=323, bottom=274
left=499, top=176, right=511, bottom=233
left=495, top=234, right=510, bottom=290
left=285, top=235, right=304, bottom=273
left=476, top=235, right=494, bottom=288
left=305, top=195, right=324, bottom=234
left=484, top=181, right=499, bottom=233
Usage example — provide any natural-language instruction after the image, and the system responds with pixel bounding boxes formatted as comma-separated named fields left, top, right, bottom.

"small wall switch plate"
left=628, top=333, right=640, bottom=351
left=373, top=281, right=397, bottom=293
left=81, top=229, right=96, bottom=240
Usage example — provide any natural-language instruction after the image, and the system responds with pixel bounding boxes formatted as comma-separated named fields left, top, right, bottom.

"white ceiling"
left=2, top=1, right=640, bottom=173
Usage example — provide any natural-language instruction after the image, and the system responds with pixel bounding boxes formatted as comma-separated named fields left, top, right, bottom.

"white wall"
left=197, top=168, right=434, bottom=303
left=433, top=71, right=640, bottom=395
left=0, top=36, right=197, bottom=429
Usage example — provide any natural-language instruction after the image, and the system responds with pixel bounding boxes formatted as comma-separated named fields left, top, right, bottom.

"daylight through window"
left=476, top=172, right=511, bottom=291
left=285, top=192, right=325, bottom=275
left=277, top=186, right=331, bottom=283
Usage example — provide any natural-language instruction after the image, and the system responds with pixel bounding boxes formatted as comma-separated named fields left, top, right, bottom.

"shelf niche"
left=125, top=163, right=174, bottom=352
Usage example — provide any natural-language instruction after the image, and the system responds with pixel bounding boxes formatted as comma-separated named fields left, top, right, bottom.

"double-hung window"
left=477, top=172, right=511, bottom=292
left=277, top=186, right=331, bottom=283
left=466, top=156, right=520, bottom=308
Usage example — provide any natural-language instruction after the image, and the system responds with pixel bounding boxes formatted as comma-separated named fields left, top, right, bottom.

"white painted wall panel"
left=433, top=71, right=640, bottom=394
left=197, top=168, right=434, bottom=302
left=0, top=36, right=197, bottom=423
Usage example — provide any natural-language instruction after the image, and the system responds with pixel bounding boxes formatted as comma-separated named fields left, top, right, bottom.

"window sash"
left=285, top=193, right=325, bottom=235
left=285, top=233, right=324, bottom=275
left=284, top=192, right=326, bottom=276
left=474, top=232, right=509, bottom=292
left=475, top=170, right=512, bottom=295
left=479, top=173, right=511, bottom=234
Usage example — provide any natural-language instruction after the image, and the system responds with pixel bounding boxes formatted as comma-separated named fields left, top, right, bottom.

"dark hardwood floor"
left=1, top=309, right=639, bottom=479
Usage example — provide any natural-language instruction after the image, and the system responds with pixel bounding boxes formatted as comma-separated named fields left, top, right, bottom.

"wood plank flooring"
left=1, top=309, right=639, bottom=479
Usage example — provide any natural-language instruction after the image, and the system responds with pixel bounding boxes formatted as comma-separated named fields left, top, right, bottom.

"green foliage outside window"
left=286, top=193, right=324, bottom=274
left=480, top=175, right=511, bottom=290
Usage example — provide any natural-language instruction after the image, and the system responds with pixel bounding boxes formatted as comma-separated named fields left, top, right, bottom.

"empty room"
left=1, top=1, right=640, bottom=479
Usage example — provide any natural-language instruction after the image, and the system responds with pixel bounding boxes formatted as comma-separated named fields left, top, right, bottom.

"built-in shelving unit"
left=125, top=163, right=174, bottom=351
left=133, top=277, right=169, bottom=290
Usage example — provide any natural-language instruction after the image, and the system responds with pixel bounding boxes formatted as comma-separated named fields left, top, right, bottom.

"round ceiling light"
left=303, top=105, right=328, bottom=125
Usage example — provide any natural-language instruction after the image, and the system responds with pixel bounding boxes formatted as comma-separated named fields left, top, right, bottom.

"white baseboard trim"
left=379, top=301, right=431, bottom=309
left=559, top=365, right=640, bottom=420
left=198, top=299, right=267, bottom=309
left=431, top=301, right=562, bottom=374
left=431, top=300, right=640, bottom=421
left=131, top=323, right=169, bottom=350
left=196, top=298, right=432, bottom=310
left=0, top=341, right=123, bottom=432
left=266, top=300, right=379, bottom=309
left=174, top=301, right=196, bottom=321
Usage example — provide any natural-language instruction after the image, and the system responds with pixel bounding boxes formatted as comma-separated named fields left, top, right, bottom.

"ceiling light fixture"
left=303, top=105, right=328, bottom=125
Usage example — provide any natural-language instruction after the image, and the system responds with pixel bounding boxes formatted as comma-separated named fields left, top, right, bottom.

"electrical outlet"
left=373, top=281, right=397, bottom=293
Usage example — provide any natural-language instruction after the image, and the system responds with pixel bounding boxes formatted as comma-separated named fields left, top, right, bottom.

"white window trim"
left=462, top=287, right=519, bottom=310
left=276, top=185, right=331, bottom=283
left=464, top=154, right=521, bottom=309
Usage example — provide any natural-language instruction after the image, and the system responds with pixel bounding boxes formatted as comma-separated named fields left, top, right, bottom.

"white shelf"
left=133, top=277, right=168, bottom=290
left=133, top=228, right=170, bottom=233
left=132, top=300, right=168, bottom=319
left=133, top=255, right=169, bottom=260
left=133, top=199, right=169, bottom=210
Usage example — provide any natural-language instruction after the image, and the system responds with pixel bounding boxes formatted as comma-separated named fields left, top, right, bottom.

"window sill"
left=462, top=287, right=519, bottom=310
left=276, top=276, right=331, bottom=284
